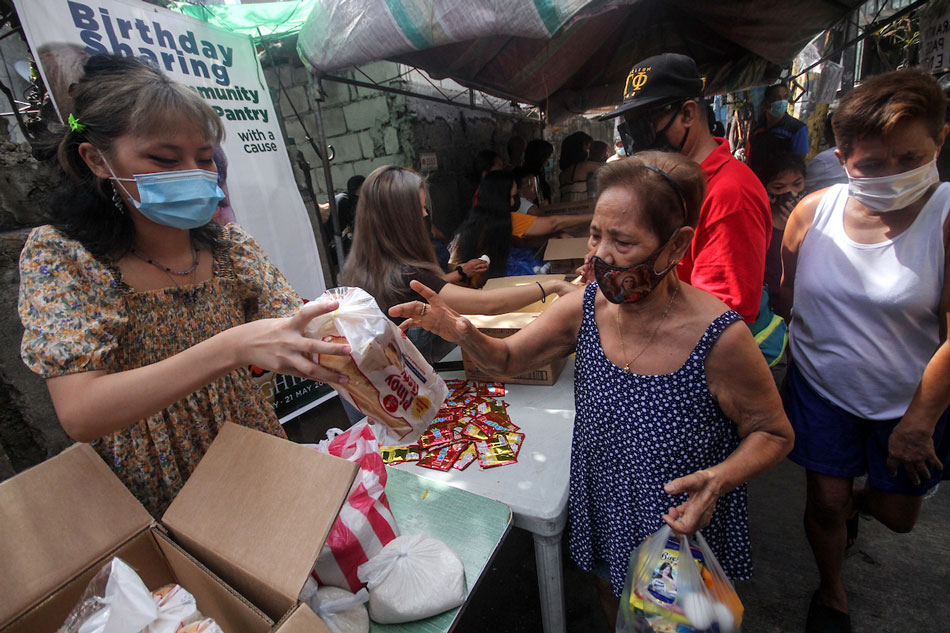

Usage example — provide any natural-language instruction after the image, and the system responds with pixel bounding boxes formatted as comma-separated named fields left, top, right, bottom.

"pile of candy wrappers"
left=379, top=380, right=523, bottom=471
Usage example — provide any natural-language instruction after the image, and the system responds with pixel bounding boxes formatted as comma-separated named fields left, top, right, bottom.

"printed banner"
left=921, top=1, right=950, bottom=74
left=13, top=0, right=326, bottom=298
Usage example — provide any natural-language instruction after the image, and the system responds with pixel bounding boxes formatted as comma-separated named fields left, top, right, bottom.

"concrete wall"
left=0, top=146, right=72, bottom=480
left=266, top=58, right=612, bottom=238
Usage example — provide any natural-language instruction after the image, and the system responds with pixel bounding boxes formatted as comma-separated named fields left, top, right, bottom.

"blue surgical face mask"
left=769, top=100, right=788, bottom=118
left=103, top=156, right=224, bottom=229
left=544, top=157, right=555, bottom=172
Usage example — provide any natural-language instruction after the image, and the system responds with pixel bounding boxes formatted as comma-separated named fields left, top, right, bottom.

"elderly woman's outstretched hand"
left=389, top=280, right=472, bottom=343
left=661, top=469, right=722, bottom=536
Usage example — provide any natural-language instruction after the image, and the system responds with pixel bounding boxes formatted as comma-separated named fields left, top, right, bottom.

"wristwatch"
left=455, top=265, right=469, bottom=282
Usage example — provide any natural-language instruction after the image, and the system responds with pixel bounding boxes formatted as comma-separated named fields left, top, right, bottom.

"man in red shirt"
left=601, top=54, right=771, bottom=324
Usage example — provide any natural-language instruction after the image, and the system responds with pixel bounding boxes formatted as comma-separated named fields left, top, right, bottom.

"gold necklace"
left=616, top=284, right=679, bottom=372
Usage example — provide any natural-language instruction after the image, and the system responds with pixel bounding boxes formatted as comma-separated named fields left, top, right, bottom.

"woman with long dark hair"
left=559, top=131, right=602, bottom=202
left=523, top=139, right=555, bottom=203
left=18, top=55, right=348, bottom=516
left=453, top=172, right=515, bottom=278
left=454, top=171, right=594, bottom=279
left=342, top=166, right=577, bottom=361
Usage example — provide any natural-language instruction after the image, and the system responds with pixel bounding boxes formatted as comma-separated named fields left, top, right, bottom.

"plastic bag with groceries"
left=57, top=557, right=223, bottom=633
left=305, top=287, right=448, bottom=444
left=617, top=525, right=743, bottom=633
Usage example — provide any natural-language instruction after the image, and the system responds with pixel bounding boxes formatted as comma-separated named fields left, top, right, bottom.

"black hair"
left=823, top=112, right=835, bottom=146
left=589, top=141, right=609, bottom=162
left=511, top=166, right=534, bottom=186
left=454, top=171, right=515, bottom=277
left=346, top=175, right=366, bottom=195
left=474, top=149, right=501, bottom=178
left=559, top=132, right=591, bottom=171
left=752, top=151, right=806, bottom=187
left=764, top=82, right=788, bottom=103
left=523, top=139, right=553, bottom=173
left=46, top=54, right=222, bottom=258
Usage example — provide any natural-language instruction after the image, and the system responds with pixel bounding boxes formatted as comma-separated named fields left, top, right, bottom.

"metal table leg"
left=533, top=531, right=566, bottom=633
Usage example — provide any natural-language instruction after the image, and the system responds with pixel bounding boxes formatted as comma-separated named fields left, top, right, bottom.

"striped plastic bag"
left=311, top=422, right=400, bottom=592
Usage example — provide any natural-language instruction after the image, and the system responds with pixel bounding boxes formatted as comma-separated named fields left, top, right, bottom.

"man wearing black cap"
left=602, top=53, right=771, bottom=326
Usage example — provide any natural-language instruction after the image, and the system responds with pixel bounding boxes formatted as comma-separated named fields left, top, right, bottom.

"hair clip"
left=67, top=113, right=86, bottom=133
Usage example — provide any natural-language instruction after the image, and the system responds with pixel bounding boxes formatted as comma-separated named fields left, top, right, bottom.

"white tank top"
left=790, top=183, right=949, bottom=419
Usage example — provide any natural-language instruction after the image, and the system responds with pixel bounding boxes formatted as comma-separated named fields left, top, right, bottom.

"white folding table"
left=393, top=356, right=576, bottom=633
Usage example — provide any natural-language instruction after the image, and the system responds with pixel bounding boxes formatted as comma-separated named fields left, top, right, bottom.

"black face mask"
left=768, top=189, right=804, bottom=211
left=618, top=102, right=689, bottom=155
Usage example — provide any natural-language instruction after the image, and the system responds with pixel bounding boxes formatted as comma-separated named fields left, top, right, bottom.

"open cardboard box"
left=0, top=423, right=358, bottom=633
left=462, top=275, right=570, bottom=386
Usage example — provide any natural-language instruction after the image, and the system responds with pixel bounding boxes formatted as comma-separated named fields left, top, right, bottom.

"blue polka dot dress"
left=570, top=283, right=752, bottom=596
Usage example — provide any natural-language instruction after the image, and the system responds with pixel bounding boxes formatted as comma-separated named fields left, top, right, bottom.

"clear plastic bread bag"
left=616, top=525, right=743, bottom=633
left=304, top=287, right=449, bottom=444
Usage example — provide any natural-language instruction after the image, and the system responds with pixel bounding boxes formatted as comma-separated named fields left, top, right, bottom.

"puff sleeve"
left=18, top=226, right=126, bottom=377
left=223, top=223, right=303, bottom=320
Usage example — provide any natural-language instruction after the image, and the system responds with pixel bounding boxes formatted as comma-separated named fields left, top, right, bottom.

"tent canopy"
left=171, top=0, right=316, bottom=41
left=297, top=0, right=863, bottom=122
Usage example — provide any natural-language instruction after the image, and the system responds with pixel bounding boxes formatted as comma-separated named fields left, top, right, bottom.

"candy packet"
left=418, top=442, right=468, bottom=471
left=476, top=382, right=506, bottom=397
left=452, top=443, right=478, bottom=470
left=418, top=421, right=464, bottom=449
left=379, top=445, right=421, bottom=464
left=474, top=433, right=521, bottom=468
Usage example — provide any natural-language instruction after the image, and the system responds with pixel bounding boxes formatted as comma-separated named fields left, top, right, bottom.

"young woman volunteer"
left=18, top=55, right=348, bottom=516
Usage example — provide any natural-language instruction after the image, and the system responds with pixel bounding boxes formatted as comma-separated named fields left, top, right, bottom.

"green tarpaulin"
left=170, top=1, right=315, bottom=41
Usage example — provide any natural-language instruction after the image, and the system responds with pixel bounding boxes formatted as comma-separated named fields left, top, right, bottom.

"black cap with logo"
left=601, top=53, right=705, bottom=120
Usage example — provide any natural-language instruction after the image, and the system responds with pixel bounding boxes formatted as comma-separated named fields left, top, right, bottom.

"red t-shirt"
left=677, top=138, right=771, bottom=323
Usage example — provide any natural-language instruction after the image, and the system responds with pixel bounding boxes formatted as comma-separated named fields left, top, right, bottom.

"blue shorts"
left=785, top=362, right=949, bottom=496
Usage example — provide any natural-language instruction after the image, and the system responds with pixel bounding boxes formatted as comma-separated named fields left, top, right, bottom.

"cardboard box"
left=463, top=275, right=569, bottom=385
left=543, top=237, right=590, bottom=275
left=0, top=423, right=357, bottom=633
left=543, top=237, right=590, bottom=262
left=540, top=198, right=596, bottom=216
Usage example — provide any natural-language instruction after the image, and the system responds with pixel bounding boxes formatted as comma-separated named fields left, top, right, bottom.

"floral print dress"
left=18, top=223, right=301, bottom=516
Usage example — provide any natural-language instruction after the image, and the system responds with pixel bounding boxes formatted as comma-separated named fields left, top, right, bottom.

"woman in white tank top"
left=779, top=68, right=950, bottom=633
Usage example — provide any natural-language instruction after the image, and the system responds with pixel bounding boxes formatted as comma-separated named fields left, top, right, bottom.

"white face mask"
left=846, top=157, right=939, bottom=213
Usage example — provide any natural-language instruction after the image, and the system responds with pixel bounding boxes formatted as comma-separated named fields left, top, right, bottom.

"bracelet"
left=536, top=281, right=546, bottom=303
left=455, top=265, right=469, bottom=282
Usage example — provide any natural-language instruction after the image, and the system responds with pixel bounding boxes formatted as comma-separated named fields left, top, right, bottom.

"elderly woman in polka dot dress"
left=391, top=151, right=794, bottom=623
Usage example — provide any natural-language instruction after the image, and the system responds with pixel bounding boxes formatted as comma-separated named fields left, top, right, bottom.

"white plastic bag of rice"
left=356, top=534, right=466, bottom=623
